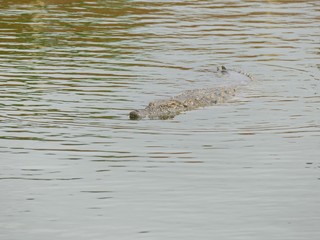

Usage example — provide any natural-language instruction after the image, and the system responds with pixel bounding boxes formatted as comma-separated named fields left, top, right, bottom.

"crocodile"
left=129, top=66, right=253, bottom=120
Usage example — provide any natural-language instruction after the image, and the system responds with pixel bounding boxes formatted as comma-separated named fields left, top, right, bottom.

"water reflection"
left=0, top=0, right=320, bottom=239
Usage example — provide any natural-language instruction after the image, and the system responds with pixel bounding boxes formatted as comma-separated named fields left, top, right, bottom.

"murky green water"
left=0, top=0, right=319, bottom=239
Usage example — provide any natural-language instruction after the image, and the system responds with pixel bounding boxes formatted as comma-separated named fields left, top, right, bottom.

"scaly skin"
left=129, top=66, right=253, bottom=120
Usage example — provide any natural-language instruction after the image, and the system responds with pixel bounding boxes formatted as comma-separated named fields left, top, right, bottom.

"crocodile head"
left=129, top=109, right=145, bottom=120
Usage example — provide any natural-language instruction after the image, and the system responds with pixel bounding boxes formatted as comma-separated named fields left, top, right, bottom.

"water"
left=0, top=0, right=319, bottom=239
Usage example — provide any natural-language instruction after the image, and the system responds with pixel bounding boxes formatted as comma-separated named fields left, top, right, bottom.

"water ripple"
left=1, top=1, right=320, bottom=239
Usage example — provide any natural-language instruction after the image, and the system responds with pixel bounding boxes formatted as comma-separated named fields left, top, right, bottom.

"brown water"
left=0, top=0, right=319, bottom=239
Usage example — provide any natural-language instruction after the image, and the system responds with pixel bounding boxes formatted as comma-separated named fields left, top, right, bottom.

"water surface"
left=0, top=0, right=319, bottom=239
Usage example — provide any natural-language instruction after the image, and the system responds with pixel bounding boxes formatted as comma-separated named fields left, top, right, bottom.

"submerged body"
left=129, top=66, right=253, bottom=120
